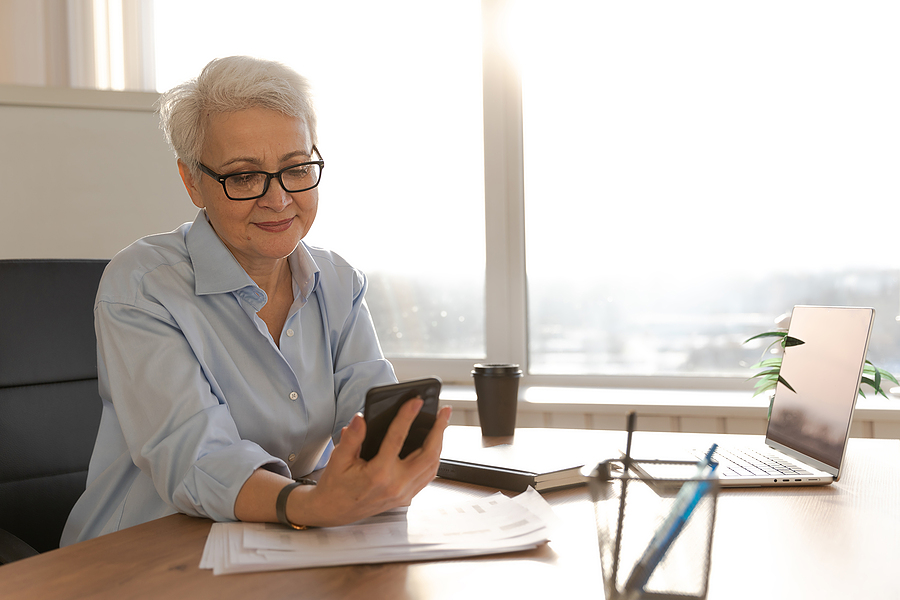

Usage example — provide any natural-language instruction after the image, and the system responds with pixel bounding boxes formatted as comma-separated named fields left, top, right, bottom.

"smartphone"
left=359, top=377, right=442, bottom=461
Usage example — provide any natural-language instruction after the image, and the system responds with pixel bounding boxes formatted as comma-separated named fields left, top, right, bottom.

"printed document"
left=200, top=487, right=558, bottom=575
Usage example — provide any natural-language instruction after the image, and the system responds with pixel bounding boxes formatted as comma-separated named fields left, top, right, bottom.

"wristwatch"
left=276, top=478, right=317, bottom=530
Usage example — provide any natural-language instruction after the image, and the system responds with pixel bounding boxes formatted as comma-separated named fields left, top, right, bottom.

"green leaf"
left=752, top=373, right=778, bottom=395
left=860, top=376, right=889, bottom=398
left=750, top=358, right=782, bottom=370
left=753, top=373, right=779, bottom=385
left=752, top=382, right=777, bottom=397
left=862, top=361, right=897, bottom=388
left=783, top=336, right=805, bottom=347
left=879, top=368, right=899, bottom=386
left=749, top=368, right=781, bottom=381
left=777, top=375, right=797, bottom=393
left=743, top=331, right=787, bottom=344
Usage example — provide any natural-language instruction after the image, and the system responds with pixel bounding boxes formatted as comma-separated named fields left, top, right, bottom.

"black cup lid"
left=472, top=363, right=522, bottom=376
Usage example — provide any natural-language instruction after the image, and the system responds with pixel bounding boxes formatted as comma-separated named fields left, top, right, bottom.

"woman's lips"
left=254, top=217, right=294, bottom=233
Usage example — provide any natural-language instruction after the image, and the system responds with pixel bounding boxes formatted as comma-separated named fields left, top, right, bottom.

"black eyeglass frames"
left=198, top=146, right=324, bottom=201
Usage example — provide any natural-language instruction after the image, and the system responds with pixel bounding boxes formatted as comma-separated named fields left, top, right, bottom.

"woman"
left=62, top=56, right=451, bottom=545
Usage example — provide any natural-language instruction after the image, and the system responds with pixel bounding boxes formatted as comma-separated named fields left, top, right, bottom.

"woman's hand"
left=287, top=398, right=452, bottom=527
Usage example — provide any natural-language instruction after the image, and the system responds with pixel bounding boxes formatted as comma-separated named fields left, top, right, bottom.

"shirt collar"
left=288, top=239, right=320, bottom=303
left=185, top=209, right=320, bottom=300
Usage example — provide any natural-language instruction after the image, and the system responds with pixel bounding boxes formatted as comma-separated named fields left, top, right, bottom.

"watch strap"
left=276, top=478, right=317, bottom=530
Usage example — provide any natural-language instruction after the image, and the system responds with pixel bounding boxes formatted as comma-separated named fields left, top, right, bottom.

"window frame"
left=389, top=0, right=750, bottom=391
left=0, top=0, right=770, bottom=393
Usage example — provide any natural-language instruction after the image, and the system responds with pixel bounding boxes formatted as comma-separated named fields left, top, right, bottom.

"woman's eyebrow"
left=280, top=149, right=312, bottom=162
left=218, top=156, right=262, bottom=170
left=218, top=150, right=311, bottom=170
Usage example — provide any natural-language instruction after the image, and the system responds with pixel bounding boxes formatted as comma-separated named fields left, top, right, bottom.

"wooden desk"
left=1, top=427, right=897, bottom=600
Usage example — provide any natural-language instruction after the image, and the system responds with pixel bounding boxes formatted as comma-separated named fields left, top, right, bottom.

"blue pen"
left=623, top=444, right=718, bottom=595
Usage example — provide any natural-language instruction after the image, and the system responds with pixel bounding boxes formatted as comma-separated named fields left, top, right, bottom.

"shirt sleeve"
left=96, top=299, right=290, bottom=522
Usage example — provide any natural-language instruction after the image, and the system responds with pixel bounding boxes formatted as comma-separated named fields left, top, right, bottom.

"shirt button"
left=289, top=391, right=298, bottom=401
left=286, top=329, right=295, bottom=337
left=288, top=453, right=297, bottom=462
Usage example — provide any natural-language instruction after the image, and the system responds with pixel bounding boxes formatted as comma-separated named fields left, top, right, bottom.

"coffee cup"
left=472, top=363, right=523, bottom=436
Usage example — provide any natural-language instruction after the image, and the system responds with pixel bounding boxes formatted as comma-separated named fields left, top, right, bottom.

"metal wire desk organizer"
left=587, top=450, right=719, bottom=600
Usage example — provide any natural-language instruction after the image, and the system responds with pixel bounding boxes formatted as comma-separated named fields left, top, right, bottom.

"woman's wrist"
left=279, top=479, right=318, bottom=529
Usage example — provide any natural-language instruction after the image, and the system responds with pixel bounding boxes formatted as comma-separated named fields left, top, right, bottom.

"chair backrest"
left=0, top=259, right=108, bottom=555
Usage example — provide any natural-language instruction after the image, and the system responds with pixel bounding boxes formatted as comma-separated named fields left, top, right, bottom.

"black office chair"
left=0, top=259, right=108, bottom=563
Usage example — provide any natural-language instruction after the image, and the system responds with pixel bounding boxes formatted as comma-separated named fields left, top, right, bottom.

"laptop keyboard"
left=700, top=447, right=814, bottom=478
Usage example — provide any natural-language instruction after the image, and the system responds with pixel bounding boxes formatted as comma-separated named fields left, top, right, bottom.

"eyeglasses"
left=198, top=146, right=324, bottom=201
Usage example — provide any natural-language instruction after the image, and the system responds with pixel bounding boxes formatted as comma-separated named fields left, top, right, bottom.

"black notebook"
left=437, top=443, right=586, bottom=492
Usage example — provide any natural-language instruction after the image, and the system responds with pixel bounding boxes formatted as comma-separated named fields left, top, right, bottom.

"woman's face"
left=179, top=107, right=318, bottom=273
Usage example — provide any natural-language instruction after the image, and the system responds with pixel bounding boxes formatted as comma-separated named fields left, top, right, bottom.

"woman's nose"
left=257, top=178, right=292, bottom=211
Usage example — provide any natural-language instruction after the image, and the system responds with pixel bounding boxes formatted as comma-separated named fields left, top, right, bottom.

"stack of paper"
left=200, top=487, right=558, bottom=575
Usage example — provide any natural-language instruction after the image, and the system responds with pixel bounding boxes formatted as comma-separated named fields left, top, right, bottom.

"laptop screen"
left=765, top=306, right=874, bottom=470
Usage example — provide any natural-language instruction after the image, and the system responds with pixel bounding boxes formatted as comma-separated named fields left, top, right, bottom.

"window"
left=8, top=0, right=900, bottom=390
left=514, top=0, right=900, bottom=382
left=0, top=0, right=155, bottom=90
left=152, top=0, right=487, bottom=365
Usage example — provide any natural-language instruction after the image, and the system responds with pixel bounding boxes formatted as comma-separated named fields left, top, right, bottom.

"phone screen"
left=360, top=377, right=442, bottom=461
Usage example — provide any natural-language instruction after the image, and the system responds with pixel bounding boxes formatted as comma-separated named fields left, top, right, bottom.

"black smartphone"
left=359, top=377, right=442, bottom=461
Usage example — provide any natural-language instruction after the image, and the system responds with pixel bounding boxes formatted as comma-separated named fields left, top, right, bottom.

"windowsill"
left=440, top=384, right=900, bottom=421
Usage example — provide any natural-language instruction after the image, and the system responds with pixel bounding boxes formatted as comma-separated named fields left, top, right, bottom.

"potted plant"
left=744, top=329, right=898, bottom=418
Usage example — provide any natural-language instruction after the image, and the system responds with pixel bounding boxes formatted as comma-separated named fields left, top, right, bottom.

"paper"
left=200, top=487, right=556, bottom=575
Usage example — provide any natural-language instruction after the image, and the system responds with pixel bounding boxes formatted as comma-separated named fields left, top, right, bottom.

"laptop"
left=636, top=305, right=876, bottom=487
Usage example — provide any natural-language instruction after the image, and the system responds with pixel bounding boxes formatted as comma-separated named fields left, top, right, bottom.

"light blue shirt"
left=61, top=210, right=396, bottom=546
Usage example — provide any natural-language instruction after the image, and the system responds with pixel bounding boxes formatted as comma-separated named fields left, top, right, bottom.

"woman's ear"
left=177, top=160, right=205, bottom=209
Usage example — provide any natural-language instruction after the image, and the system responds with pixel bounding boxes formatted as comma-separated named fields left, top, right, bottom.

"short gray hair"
left=157, top=56, right=317, bottom=178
